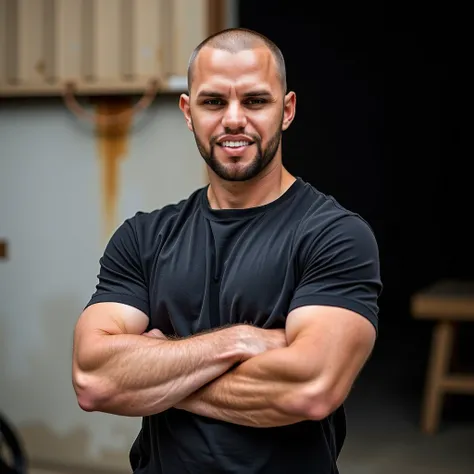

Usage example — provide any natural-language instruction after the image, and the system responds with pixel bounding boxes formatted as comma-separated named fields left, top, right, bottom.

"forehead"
left=192, top=46, right=279, bottom=94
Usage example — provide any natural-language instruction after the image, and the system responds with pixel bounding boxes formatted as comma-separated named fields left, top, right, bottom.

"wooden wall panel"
left=0, top=0, right=227, bottom=96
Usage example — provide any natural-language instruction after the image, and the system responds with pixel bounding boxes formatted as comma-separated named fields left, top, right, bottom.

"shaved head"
left=187, top=28, right=287, bottom=94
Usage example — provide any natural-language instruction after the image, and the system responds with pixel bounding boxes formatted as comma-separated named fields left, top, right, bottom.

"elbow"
left=301, top=383, right=345, bottom=421
left=281, top=381, right=345, bottom=421
left=72, top=368, right=114, bottom=413
left=302, top=396, right=341, bottom=421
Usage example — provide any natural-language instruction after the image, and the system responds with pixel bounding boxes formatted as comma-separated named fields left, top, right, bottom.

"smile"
left=219, top=141, right=253, bottom=148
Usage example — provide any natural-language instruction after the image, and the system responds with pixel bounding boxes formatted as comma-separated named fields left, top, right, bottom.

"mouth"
left=217, top=140, right=255, bottom=156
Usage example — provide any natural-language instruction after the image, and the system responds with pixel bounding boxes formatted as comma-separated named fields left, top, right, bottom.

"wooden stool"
left=411, top=279, right=474, bottom=434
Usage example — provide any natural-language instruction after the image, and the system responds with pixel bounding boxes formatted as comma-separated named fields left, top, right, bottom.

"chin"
left=214, top=161, right=263, bottom=182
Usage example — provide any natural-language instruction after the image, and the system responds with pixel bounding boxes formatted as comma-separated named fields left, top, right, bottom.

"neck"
left=207, top=161, right=296, bottom=210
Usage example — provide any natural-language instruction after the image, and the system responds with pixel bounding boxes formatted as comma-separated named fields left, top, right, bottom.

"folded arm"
left=72, top=302, right=285, bottom=417
left=175, top=305, right=376, bottom=427
left=73, top=218, right=289, bottom=418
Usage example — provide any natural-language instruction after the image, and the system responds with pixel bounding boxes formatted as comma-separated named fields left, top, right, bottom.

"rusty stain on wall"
left=95, top=98, right=132, bottom=242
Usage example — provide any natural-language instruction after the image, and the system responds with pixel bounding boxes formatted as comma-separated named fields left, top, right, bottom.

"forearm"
left=176, top=345, right=314, bottom=427
left=74, top=328, right=244, bottom=417
left=177, top=306, right=376, bottom=427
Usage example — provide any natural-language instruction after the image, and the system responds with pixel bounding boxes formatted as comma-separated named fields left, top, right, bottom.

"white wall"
left=0, top=95, right=205, bottom=471
left=0, top=5, right=238, bottom=470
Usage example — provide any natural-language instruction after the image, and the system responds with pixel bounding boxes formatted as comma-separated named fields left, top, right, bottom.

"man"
left=72, top=27, right=382, bottom=474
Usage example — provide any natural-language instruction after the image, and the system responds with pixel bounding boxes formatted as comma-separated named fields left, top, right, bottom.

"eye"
left=203, top=99, right=224, bottom=106
left=245, top=98, right=267, bottom=106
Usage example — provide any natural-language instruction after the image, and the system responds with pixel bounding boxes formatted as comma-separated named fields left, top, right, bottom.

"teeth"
left=221, top=141, right=250, bottom=148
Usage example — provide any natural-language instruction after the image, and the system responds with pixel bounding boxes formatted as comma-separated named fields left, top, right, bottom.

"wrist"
left=227, top=324, right=261, bottom=362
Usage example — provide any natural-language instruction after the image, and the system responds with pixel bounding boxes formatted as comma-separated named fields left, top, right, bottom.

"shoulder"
left=289, top=182, right=382, bottom=327
left=293, top=181, right=379, bottom=260
left=111, top=186, right=206, bottom=250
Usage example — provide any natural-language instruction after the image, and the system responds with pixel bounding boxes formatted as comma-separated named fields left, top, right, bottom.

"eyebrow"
left=197, top=90, right=273, bottom=99
left=242, top=90, right=273, bottom=98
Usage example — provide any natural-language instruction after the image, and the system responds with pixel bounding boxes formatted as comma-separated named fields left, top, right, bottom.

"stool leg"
left=421, top=321, right=454, bottom=434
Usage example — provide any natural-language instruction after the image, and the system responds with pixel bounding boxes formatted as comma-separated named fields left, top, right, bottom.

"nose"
left=222, top=100, right=247, bottom=130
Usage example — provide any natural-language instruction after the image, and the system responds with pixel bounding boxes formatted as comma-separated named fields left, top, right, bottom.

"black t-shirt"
left=86, top=177, right=382, bottom=474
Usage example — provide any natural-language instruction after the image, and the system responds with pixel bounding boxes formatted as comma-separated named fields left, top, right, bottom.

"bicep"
left=75, top=302, right=149, bottom=338
left=285, top=214, right=381, bottom=386
left=73, top=303, right=149, bottom=369
left=289, top=214, right=382, bottom=333
left=74, top=216, right=150, bottom=366
left=285, top=305, right=376, bottom=401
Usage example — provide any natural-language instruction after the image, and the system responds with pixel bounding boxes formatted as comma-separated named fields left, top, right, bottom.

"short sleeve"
left=289, top=215, right=382, bottom=332
left=85, top=217, right=150, bottom=316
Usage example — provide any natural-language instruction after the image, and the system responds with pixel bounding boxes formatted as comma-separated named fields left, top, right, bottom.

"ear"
left=179, top=94, right=193, bottom=131
left=282, top=91, right=296, bottom=131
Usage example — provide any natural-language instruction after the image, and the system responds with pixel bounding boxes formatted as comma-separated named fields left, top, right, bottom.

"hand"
left=235, top=325, right=288, bottom=361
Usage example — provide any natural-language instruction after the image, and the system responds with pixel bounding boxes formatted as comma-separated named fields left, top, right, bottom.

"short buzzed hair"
left=187, top=27, right=287, bottom=94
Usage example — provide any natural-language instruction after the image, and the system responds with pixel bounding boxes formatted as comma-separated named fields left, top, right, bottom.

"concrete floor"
left=338, top=319, right=474, bottom=474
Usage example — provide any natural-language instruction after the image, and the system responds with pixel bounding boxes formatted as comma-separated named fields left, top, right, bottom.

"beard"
left=192, top=117, right=283, bottom=182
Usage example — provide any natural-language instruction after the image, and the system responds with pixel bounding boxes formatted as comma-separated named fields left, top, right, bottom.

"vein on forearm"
left=178, top=345, right=310, bottom=427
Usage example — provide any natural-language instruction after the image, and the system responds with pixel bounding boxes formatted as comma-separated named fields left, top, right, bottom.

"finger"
left=143, top=329, right=164, bottom=338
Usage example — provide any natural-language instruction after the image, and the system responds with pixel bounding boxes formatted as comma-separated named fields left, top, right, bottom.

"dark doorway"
left=239, top=0, right=473, bottom=438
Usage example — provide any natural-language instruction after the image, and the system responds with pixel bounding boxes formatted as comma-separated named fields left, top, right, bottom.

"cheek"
left=192, top=113, right=221, bottom=137
left=254, top=113, right=282, bottom=141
